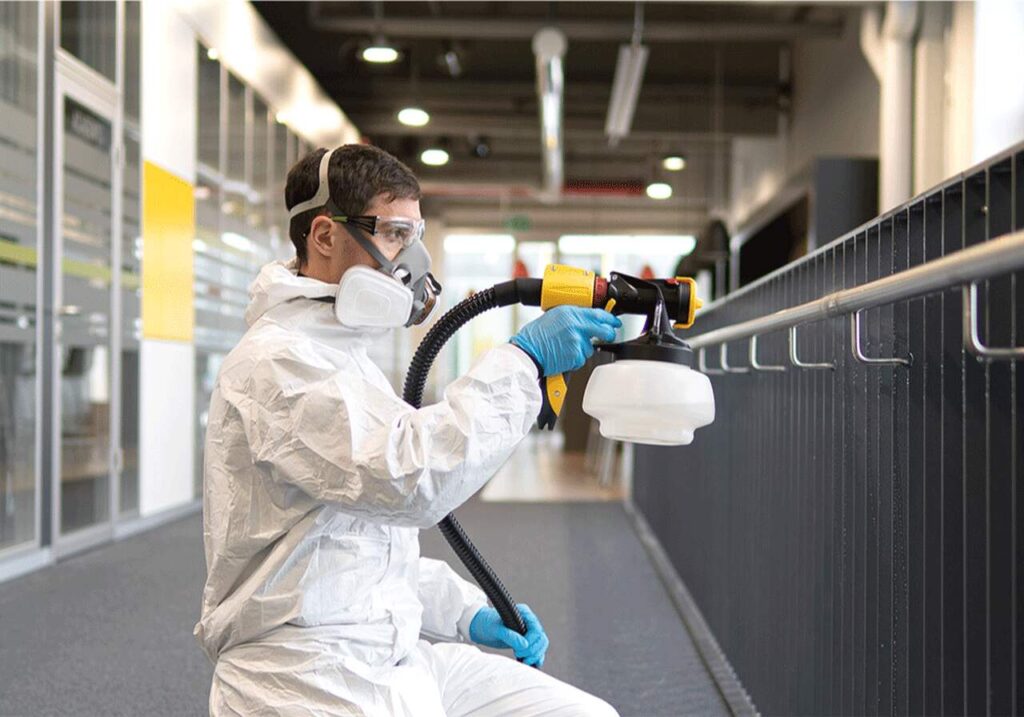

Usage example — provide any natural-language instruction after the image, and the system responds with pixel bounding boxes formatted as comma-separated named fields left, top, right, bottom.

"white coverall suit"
left=195, top=260, right=617, bottom=716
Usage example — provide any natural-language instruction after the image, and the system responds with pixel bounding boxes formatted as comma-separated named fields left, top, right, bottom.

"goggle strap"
left=341, top=221, right=396, bottom=275
left=287, top=147, right=335, bottom=220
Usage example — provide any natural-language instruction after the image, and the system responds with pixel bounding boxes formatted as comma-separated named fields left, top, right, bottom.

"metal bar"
left=720, top=342, right=750, bottom=374
left=697, top=346, right=725, bottom=375
left=749, top=334, right=786, bottom=371
left=962, top=282, right=1024, bottom=360
left=850, top=309, right=912, bottom=366
left=687, top=229, right=1024, bottom=350
left=312, top=14, right=844, bottom=42
left=788, top=325, right=834, bottom=370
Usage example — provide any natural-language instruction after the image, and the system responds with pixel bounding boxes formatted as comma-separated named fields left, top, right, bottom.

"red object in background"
left=640, top=264, right=655, bottom=280
left=512, top=259, right=530, bottom=279
left=562, top=179, right=645, bottom=197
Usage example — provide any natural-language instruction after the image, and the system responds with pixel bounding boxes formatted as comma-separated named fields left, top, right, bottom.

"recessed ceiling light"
left=646, top=182, right=672, bottom=200
left=421, top=148, right=449, bottom=166
left=398, top=107, right=430, bottom=127
left=361, top=45, right=399, bottom=64
left=662, top=155, right=687, bottom=171
left=206, top=47, right=219, bottom=61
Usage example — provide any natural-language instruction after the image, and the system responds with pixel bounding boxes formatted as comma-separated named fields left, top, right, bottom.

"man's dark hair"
left=285, top=144, right=421, bottom=265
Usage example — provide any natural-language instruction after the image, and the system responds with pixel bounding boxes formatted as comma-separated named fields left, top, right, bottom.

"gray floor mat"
left=0, top=501, right=726, bottom=717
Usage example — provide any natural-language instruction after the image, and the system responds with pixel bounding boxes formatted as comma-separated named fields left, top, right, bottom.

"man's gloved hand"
left=510, top=306, right=621, bottom=376
left=469, top=604, right=549, bottom=668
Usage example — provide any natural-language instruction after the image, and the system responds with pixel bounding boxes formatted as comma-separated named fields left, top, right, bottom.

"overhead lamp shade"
left=398, top=107, right=430, bottom=127
left=605, top=43, right=649, bottom=144
left=420, top=148, right=449, bottom=166
left=662, top=155, right=687, bottom=171
left=362, top=46, right=399, bottom=64
left=582, top=359, right=715, bottom=445
left=646, top=182, right=672, bottom=200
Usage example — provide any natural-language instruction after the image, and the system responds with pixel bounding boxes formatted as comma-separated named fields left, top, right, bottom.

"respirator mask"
left=288, top=147, right=442, bottom=328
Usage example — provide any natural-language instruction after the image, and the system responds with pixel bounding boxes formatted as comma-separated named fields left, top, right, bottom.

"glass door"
left=51, top=74, right=120, bottom=554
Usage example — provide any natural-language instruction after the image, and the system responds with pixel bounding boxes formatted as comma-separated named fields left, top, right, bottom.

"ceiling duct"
left=605, top=3, right=649, bottom=148
left=532, top=27, right=567, bottom=202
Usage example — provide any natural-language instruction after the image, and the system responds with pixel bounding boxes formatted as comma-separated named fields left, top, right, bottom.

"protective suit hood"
left=244, top=258, right=334, bottom=327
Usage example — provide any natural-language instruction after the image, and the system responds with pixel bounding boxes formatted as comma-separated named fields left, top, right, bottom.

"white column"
left=972, top=0, right=1024, bottom=162
left=139, top=0, right=197, bottom=516
left=861, top=2, right=919, bottom=212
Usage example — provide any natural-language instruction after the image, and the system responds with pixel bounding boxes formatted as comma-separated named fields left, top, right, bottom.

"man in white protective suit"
left=195, top=144, right=622, bottom=716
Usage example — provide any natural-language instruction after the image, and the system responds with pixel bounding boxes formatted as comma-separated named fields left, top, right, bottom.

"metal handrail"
left=686, top=229, right=1024, bottom=351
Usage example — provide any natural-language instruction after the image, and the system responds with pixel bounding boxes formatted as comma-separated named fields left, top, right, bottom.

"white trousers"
left=211, top=637, right=619, bottom=717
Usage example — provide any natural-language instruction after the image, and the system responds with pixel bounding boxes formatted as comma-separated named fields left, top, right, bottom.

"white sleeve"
left=226, top=343, right=541, bottom=529
left=417, top=557, right=489, bottom=642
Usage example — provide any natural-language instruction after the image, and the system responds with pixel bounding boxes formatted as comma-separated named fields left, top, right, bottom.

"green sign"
left=504, top=214, right=531, bottom=232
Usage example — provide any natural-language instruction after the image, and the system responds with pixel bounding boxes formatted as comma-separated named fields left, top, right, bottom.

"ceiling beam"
left=331, top=79, right=782, bottom=103
left=310, top=13, right=843, bottom=43
left=354, top=111, right=776, bottom=140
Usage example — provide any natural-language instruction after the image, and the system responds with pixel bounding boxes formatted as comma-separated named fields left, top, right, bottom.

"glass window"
left=252, top=97, right=269, bottom=199
left=226, top=72, right=246, bottom=184
left=442, top=236, right=517, bottom=376
left=59, top=95, right=113, bottom=534
left=270, top=122, right=290, bottom=256
left=196, top=44, right=220, bottom=172
left=513, top=241, right=556, bottom=331
left=60, top=1, right=116, bottom=81
left=123, top=0, right=140, bottom=123
left=0, top=1, right=39, bottom=551
left=286, top=129, right=298, bottom=170
left=223, top=73, right=248, bottom=225
left=120, top=134, right=141, bottom=515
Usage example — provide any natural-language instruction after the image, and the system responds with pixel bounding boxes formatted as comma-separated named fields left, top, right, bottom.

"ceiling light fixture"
left=420, top=148, right=449, bottom=166
left=398, top=107, right=430, bottom=127
left=441, top=44, right=463, bottom=78
left=361, top=45, right=399, bottom=64
left=206, top=47, right=219, bottom=61
left=605, top=3, right=649, bottom=147
left=662, top=155, right=687, bottom=171
left=645, top=182, right=672, bottom=200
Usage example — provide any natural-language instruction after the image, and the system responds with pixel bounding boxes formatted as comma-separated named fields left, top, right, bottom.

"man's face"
left=307, top=194, right=422, bottom=283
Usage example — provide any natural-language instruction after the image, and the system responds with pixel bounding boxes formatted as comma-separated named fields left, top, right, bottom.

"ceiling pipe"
left=532, top=27, right=568, bottom=203
left=308, top=11, right=843, bottom=42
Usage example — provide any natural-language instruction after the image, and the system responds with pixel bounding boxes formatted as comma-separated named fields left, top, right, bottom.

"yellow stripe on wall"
left=142, top=161, right=194, bottom=342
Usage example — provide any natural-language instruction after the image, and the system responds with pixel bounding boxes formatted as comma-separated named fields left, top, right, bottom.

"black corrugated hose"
left=401, top=285, right=528, bottom=637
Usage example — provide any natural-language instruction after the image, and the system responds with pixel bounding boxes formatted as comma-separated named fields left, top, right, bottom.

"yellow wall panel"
left=142, top=161, right=194, bottom=342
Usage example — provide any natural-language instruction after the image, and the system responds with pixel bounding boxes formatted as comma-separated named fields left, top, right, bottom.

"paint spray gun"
left=402, top=264, right=715, bottom=642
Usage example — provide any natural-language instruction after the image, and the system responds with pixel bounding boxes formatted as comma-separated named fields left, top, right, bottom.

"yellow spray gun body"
left=530, top=264, right=703, bottom=428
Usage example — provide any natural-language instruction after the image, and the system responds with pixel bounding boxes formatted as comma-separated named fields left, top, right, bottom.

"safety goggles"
left=331, top=215, right=426, bottom=249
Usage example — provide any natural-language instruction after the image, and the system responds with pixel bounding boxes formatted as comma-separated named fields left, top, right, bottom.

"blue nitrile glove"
left=510, top=306, right=621, bottom=376
left=469, top=604, right=550, bottom=668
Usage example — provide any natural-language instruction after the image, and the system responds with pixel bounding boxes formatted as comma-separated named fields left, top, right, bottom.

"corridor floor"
left=0, top=500, right=727, bottom=717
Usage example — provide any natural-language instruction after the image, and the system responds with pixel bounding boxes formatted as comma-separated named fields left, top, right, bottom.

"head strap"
left=288, top=147, right=335, bottom=220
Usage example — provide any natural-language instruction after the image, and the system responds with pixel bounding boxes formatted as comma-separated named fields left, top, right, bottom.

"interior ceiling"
left=254, top=1, right=847, bottom=235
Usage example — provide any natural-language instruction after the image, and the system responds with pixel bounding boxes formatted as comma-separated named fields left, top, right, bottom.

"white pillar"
left=972, top=0, right=1024, bottom=162
left=139, top=0, right=197, bottom=515
left=861, top=2, right=919, bottom=212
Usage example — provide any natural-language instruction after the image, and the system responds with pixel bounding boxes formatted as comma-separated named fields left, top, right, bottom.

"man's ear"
left=308, top=215, right=335, bottom=259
